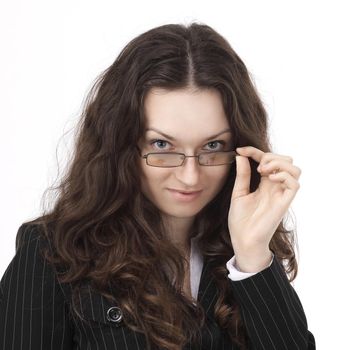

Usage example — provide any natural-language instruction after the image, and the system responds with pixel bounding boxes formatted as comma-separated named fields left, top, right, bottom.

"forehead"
left=143, top=88, right=230, bottom=134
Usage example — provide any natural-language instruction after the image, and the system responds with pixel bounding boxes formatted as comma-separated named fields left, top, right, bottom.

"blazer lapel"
left=197, top=257, right=219, bottom=321
left=184, top=256, right=224, bottom=349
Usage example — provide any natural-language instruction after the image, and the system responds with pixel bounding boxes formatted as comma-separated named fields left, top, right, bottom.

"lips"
left=168, top=189, right=202, bottom=194
left=167, top=188, right=202, bottom=202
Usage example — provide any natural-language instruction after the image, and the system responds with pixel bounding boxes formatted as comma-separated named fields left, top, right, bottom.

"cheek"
left=210, top=165, right=231, bottom=183
left=139, top=161, right=152, bottom=192
left=140, top=163, right=168, bottom=192
left=207, top=166, right=232, bottom=194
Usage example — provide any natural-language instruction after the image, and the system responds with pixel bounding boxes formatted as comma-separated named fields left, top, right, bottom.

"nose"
left=175, top=155, right=201, bottom=185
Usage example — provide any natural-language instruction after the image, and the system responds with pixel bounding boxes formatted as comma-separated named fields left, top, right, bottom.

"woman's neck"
left=162, top=215, right=195, bottom=254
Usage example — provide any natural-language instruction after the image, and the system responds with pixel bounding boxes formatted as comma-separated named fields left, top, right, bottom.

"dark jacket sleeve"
left=0, top=224, right=74, bottom=350
left=229, top=255, right=316, bottom=350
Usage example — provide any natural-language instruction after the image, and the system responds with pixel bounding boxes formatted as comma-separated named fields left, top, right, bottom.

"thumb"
left=231, top=155, right=251, bottom=199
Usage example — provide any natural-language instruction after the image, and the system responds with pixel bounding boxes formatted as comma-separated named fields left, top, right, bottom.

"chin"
left=161, top=207, right=200, bottom=218
left=164, top=202, right=209, bottom=216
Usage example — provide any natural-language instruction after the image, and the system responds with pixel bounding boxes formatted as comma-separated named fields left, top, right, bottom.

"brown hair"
left=25, top=22, right=298, bottom=349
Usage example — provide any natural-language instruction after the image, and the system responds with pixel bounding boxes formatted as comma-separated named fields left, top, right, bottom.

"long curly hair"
left=24, top=22, right=299, bottom=349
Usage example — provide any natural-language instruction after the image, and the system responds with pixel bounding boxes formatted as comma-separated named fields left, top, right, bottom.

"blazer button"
left=106, top=306, right=123, bottom=324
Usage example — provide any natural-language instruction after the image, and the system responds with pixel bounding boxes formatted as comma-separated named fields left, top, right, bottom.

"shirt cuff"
left=226, top=252, right=275, bottom=281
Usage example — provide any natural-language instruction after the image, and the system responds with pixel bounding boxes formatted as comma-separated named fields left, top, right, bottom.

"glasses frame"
left=139, top=149, right=238, bottom=168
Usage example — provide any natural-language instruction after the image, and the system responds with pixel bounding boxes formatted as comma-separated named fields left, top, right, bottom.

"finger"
left=231, top=155, right=251, bottom=199
left=235, top=146, right=265, bottom=165
left=258, top=160, right=301, bottom=180
left=236, top=146, right=293, bottom=168
left=268, top=171, right=300, bottom=200
left=260, top=153, right=293, bottom=165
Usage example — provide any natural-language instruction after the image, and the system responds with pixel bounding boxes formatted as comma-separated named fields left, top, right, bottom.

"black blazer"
left=0, top=223, right=316, bottom=349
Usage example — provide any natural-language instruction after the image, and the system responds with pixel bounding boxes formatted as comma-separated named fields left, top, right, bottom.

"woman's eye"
left=150, top=139, right=171, bottom=150
left=206, top=140, right=226, bottom=151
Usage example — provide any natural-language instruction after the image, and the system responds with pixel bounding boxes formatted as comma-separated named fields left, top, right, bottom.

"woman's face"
left=138, top=87, right=234, bottom=221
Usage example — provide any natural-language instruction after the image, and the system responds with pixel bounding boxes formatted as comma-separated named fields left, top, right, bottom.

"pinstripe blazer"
left=0, top=223, right=316, bottom=349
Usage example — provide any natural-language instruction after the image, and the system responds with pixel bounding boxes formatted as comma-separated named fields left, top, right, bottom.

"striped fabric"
left=0, top=224, right=316, bottom=349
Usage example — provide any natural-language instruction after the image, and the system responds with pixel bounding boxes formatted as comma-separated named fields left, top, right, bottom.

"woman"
left=0, top=22, right=316, bottom=349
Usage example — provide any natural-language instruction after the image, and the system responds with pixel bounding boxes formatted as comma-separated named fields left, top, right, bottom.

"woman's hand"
left=228, top=146, right=302, bottom=272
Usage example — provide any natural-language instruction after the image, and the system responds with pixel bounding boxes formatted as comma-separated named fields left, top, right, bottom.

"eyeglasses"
left=140, top=150, right=237, bottom=167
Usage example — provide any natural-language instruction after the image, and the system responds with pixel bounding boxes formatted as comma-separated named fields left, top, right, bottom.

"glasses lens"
left=147, top=153, right=184, bottom=167
left=199, top=151, right=236, bottom=166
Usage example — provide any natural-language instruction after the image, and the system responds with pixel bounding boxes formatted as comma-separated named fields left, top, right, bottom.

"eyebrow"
left=145, top=128, right=231, bottom=141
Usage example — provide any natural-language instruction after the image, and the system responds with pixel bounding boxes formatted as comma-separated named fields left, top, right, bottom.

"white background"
left=1, top=1, right=349, bottom=348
